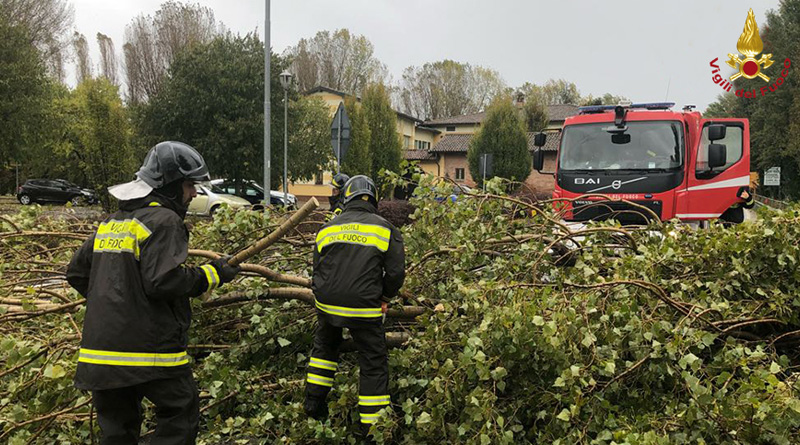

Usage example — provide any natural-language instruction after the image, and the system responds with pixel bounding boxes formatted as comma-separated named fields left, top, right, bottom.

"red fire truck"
left=532, top=102, right=751, bottom=223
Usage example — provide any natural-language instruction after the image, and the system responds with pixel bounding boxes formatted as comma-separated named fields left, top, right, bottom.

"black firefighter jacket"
left=312, top=199, right=405, bottom=324
left=66, top=194, right=219, bottom=391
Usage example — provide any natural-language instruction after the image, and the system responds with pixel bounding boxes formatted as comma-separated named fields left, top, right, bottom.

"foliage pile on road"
left=2, top=178, right=800, bottom=444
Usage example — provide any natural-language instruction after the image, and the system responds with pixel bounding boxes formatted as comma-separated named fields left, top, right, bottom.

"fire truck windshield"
left=559, top=121, right=684, bottom=171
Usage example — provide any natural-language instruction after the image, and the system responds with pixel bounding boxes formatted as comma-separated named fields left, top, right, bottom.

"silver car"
left=187, top=183, right=251, bottom=216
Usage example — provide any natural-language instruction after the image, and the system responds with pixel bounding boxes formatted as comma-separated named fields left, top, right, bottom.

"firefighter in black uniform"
left=305, top=175, right=405, bottom=435
left=328, top=173, right=350, bottom=219
left=720, top=186, right=756, bottom=225
left=66, top=141, right=241, bottom=444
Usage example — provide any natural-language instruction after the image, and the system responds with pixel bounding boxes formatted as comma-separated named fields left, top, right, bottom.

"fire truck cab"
left=532, top=102, right=751, bottom=223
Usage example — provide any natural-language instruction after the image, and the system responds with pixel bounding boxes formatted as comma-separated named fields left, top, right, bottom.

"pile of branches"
left=2, top=174, right=800, bottom=444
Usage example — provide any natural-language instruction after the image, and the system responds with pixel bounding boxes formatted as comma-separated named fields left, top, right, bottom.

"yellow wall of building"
left=415, top=128, right=436, bottom=144
left=418, top=160, right=439, bottom=176
left=314, top=92, right=344, bottom=115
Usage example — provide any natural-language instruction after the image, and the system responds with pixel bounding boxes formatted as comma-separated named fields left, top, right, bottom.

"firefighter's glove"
left=210, top=255, right=241, bottom=285
left=737, top=187, right=752, bottom=200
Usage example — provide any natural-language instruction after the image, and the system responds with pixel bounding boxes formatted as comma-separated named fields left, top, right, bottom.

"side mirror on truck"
left=533, top=149, right=544, bottom=172
left=708, top=124, right=726, bottom=141
left=708, top=143, right=727, bottom=169
left=533, top=132, right=546, bottom=148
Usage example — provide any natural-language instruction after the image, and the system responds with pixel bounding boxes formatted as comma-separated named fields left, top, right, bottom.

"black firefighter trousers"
left=92, top=372, right=199, bottom=445
left=305, top=312, right=389, bottom=426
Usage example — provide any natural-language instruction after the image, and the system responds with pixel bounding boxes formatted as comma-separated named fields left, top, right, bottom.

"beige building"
left=420, top=103, right=579, bottom=196
left=291, top=86, right=440, bottom=201
left=291, top=86, right=577, bottom=201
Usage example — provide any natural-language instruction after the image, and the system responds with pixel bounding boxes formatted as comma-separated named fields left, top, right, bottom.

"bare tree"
left=72, top=32, right=92, bottom=84
left=97, top=33, right=118, bottom=85
left=0, top=0, right=74, bottom=82
left=122, top=1, right=223, bottom=103
left=284, top=29, right=387, bottom=95
left=518, top=79, right=582, bottom=106
left=399, top=60, right=506, bottom=120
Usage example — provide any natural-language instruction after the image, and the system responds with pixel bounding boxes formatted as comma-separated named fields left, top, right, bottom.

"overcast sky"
left=71, top=0, right=782, bottom=113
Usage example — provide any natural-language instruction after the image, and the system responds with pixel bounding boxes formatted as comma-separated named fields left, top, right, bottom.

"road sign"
left=479, top=153, right=494, bottom=191
left=479, top=153, right=494, bottom=178
left=330, top=103, right=351, bottom=171
left=764, top=167, right=780, bottom=186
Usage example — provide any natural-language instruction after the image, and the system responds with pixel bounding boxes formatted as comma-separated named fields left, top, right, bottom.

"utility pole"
left=482, top=154, right=487, bottom=192
left=263, top=0, right=271, bottom=209
left=337, top=108, right=342, bottom=174
left=280, top=71, right=293, bottom=207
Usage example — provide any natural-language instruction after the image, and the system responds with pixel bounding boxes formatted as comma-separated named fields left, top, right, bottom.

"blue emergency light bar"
left=578, top=102, right=675, bottom=114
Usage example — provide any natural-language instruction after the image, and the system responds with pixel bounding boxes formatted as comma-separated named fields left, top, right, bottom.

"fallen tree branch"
left=228, top=197, right=319, bottom=266
left=0, top=398, right=91, bottom=442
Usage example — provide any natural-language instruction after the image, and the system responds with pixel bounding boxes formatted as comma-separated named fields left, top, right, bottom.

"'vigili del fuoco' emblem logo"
left=727, top=8, right=773, bottom=81
left=709, top=8, right=791, bottom=98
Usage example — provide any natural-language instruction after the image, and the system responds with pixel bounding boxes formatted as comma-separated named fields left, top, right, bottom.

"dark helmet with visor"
left=137, top=141, right=210, bottom=188
left=108, top=141, right=210, bottom=200
left=341, top=175, right=377, bottom=205
left=331, top=173, right=350, bottom=189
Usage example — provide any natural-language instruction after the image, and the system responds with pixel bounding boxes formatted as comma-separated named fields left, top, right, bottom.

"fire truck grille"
left=571, top=200, right=662, bottom=224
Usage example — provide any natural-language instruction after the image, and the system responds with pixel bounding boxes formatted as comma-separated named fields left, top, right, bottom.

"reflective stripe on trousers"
left=78, top=348, right=189, bottom=367
left=314, top=299, right=382, bottom=319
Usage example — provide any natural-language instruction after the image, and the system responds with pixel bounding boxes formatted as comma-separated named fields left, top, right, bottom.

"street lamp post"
left=264, top=0, right=270, bottom=212
left=279, top=71, right=293, bottom=207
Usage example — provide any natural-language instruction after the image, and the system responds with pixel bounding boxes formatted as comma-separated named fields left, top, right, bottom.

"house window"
left=414, top=140, right=430, bottom=150
left=446, top=126, right=456, bottom=132
left=404, top=135, right=411, bottom=149
left=455, top=168, right=465, bottom=181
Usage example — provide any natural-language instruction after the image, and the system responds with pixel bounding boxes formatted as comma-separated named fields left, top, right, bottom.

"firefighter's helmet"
left=331, top=173, right=350, bottom=189
left=341, top=175, right=377, bottom=205
left=109, top=141, right=210, bottom=200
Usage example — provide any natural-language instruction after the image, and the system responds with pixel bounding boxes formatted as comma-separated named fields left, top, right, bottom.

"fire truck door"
left=680, top=119, right=750, bottom=220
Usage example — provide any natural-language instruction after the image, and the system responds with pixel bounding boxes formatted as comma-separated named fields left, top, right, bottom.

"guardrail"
left=754, top=194, right=791, bottom=210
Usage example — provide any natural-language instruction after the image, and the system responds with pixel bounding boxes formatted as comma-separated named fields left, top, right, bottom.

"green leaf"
left=277, top=337, right=291, bottom=347
left=556, top=409, right=571, bottom=422
left=43, top=364, right=65, bottom=379
left=417, top=412, right=432, bottom=425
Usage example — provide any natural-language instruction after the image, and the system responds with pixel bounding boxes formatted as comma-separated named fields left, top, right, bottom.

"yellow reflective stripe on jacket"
left=200, top=264, right=220, bottom=291
left=309, top=357, right=338, bottom=371
left=315, top=223, right=390, bottom=253
left=93, top=218, right=152, bottom=260
left=306, top=372, right=334, bottom=387
left=359, top=412, right=382, bottom=424
left=78, top=348, right=189, bottom=367
left=148, top=202, right=161, bottom=207
left=359, top=395, right=390, bottom=406
left=315, top=299, right=382, bottom=318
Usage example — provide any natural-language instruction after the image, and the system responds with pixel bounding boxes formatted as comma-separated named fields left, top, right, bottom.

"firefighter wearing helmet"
left=66, top=141, right=241, bottom=443
left=305, top=175, right=406, bottom=437
left=328, top=173, right=350, bottom=218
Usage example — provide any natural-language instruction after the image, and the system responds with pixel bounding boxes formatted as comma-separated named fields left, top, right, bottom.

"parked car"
left=16, top=179, right=98, bottom=206
left=209, top=179, right=297, bottom=209
left=434, top=184, right=474, bottom=203
left=187, top=183, right=251, bottom=216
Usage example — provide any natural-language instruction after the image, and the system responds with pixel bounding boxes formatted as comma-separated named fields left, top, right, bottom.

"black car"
left=209, top=179, right=297, bottom=209
left=16, top=179, right=98, bottom=206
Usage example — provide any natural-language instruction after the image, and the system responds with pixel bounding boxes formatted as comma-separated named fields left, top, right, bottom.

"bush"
left=378, top=200, right=415, bottom=227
